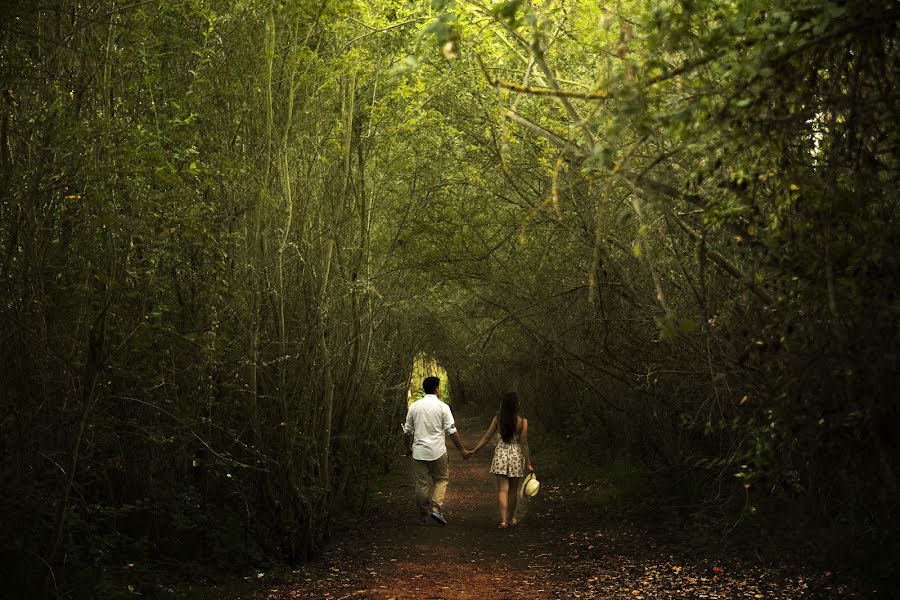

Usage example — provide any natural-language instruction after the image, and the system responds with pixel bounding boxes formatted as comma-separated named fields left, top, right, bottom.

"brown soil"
left=176, top=412, right=867, bottom=599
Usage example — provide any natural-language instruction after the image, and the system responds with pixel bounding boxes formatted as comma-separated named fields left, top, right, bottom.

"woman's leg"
left=507, top=477, right=521, bottom=524
left=495, top=475, right=510, bottom=525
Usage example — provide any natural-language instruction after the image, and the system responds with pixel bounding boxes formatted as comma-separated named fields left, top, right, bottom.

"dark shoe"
left=418, top=516, right=428, bottom=526
left=430, top=510, right=447, bottom=525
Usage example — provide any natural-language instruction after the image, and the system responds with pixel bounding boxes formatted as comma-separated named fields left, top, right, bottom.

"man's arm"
left=448, top=431, right=470, bottom=459
left=444, top=405, right=471, bottom=459
left=403, top=405, right=415, bottom=456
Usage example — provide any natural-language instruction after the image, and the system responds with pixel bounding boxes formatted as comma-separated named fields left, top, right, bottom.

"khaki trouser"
left=411, top=453, right=449, bottom=516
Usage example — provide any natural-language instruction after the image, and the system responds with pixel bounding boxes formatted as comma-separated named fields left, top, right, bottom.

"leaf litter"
left=176, top=414, right=873, bottom=599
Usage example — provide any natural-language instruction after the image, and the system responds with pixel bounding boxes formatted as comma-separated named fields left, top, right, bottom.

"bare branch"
left=490, top=77, right=612, bottom=100
left=667, top=211, right=774, bottom=305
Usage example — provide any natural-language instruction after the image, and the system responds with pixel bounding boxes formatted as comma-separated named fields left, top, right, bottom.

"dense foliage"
left=1, top=0, right=424, bottom=594
left=1, top=0, right=897, bottom=596
left=415, top=0, right=898, bottom=569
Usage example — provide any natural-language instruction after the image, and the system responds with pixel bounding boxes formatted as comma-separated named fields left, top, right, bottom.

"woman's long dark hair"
left=498, top=392, right=519, bottom=443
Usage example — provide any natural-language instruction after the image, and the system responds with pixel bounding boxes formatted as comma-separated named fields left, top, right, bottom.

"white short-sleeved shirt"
left=403, top=394, right=457, bottom=461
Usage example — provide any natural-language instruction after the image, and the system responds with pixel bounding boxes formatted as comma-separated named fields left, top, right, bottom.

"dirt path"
left=186, top=412, right=863, bottom=599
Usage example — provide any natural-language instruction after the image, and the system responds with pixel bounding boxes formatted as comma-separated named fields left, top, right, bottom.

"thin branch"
left=478, top=285, right=588, bottom=350
left=342, top=17, right=428, bottom=50
left=667, top=210, right=774, bottom=305
left=113, top=396, right=266, bottom=470
left=490, top=77, right=611, bottom=100
left=502, top=107, right=579, bottom=151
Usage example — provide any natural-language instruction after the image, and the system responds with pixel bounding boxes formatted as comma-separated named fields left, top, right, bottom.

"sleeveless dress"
left=490, top=432, right=526, bottom=477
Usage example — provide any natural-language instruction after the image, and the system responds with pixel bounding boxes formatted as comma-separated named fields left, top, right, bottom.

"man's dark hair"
left=423, top=376, right=440, bottom=394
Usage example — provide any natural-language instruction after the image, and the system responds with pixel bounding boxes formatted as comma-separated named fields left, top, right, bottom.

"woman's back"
left=498, top=416, right=525, bottom=444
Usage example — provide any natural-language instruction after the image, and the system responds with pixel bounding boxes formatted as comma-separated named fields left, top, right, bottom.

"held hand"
left=462, top=449, right=473, bottom=460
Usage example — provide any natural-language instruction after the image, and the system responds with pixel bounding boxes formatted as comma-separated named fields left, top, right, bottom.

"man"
left=403, top=376, right=471, bottom=525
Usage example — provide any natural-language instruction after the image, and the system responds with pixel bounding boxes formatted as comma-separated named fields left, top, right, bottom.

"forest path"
left=198, top=411, right=853, bottom=599
left=170, top=410, right=856, bottom=600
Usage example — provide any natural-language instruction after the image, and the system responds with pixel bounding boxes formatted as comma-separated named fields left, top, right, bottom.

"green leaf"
left=491, top=0, right=524, bottom=26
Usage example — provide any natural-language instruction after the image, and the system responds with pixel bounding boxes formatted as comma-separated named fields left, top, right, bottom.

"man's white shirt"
left=403, top=394, right=457, bottom=461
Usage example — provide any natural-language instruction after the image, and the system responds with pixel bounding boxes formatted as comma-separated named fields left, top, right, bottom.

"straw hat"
left=522, top=471, right=540, bottom=497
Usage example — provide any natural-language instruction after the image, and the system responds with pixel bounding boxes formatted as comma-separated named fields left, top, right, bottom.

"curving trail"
left=191, top=411, right=859, bottom=599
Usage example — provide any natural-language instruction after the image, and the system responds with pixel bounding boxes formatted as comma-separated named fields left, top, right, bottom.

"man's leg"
left=428, top=453, right=450, bottom=523
left=411, top=459, right=433, bottom=520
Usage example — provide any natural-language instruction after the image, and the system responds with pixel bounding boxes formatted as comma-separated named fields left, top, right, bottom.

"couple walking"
left=403, top=376, right=534, bottom=528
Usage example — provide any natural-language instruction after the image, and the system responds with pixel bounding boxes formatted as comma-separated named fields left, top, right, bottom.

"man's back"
left=405, top=394, right=456, bottom=461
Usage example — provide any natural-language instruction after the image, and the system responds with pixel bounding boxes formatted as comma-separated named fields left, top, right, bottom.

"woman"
left=471, top=391, right=534, bottom=528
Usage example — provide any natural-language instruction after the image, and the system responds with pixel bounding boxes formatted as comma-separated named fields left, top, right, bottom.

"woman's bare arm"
left=472, top=416, right=498, bottom=454
left=520, top=419, right=534, bottom=470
